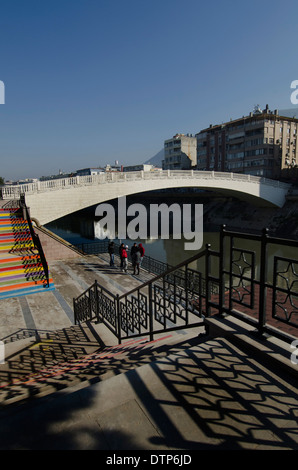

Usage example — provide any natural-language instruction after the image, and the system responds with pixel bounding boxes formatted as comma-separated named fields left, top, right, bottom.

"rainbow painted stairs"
left=0, top=205, right=54, bottom=299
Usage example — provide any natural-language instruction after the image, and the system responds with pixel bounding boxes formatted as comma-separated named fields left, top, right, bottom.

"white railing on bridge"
left=0, top=170, right=290, bottom=199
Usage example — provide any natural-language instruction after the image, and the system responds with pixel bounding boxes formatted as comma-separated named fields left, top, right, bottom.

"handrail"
left=73, top=244, right=216, bottom=342
left=20, top=194, right=50, bottom=287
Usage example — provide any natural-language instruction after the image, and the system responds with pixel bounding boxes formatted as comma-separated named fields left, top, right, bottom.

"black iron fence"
left=217, top=225, right=298, bottom=341
left=73, top=226, right=298, bottom=344
left=73, top=249, right=206, bottom=343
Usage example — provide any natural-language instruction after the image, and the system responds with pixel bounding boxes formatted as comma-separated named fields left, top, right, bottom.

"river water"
left=45, top=199, right=298, bottom=276
left=45, top=196, right=218, bottom=267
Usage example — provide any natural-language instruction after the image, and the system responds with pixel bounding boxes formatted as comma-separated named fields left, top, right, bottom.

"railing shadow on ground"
left=4, top=201, right=50, bottom=290
left=0, top=323, right=105, bottom=399
left=124, top=337, right=298, bottom=450
left=20, top=196, right=50, bottom=288
left=0, top=332, right=298, bottom=449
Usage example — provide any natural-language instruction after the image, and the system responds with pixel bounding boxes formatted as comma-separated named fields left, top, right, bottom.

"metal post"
left=94, top=280, right=99, bottom=323
left=258, top=228, right=269, bottom=335
left=89, top=286, right=92, bottom=321
left=116, top=294, right=122, bottom=344
left=149, top=283, right=153, bottom=341
left=219, top=225, right=226, bottom=315
left=228, top=234, right=234, bottom=313
left=185, top=265, right=189, bottom=325
left=73, top=298, right=77, bottom=325
left=205, top=244, right=211, bottom=317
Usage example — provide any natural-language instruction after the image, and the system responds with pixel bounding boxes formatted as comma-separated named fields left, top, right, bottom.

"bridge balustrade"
left=1, top=170, right=290, bottom=199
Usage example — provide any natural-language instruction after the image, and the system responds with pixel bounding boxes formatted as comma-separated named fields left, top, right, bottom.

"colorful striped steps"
left=0, top=206, right=54, bottom=299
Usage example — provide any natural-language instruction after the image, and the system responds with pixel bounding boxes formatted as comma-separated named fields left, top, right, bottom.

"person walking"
left=108, top=240, right=115, bottom=267
left=122, top=245, right=128, bottom=273
left=138, top=243, right=145, bottom=266
left=133, top=247, right=141, bottom=275
left=131, top=243, right=140, bottom=275
left=130, top=242, right=138, bottom=259
left=119, top=243, right=125, bottom=269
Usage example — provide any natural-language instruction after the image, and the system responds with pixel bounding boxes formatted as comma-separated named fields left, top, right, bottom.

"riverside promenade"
left=0, top=251, right=298, bottom=450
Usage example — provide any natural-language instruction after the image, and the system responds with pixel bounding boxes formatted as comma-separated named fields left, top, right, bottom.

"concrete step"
left=0, top=335, right=298, bottom=450
left=0, top=322, right=204, bottom=406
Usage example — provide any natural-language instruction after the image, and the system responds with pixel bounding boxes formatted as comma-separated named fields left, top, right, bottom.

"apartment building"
left=196, top=105, right=298, bottom=179
left=163, top=134, right=197, bottom=170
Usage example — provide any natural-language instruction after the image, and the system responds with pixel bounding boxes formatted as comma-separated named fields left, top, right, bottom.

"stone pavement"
left=0, top=253, right=298, bottom=450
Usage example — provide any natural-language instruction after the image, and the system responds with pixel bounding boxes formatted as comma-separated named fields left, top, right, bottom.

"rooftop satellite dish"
left=253, top=105, right=262, bottom=115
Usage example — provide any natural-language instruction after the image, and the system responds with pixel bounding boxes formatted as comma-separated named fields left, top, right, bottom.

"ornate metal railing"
left=73, top=248, right=208, bottom=342
left=73, top=226, right=298, bottom=344
left=217, top=225, right=298, bottom=341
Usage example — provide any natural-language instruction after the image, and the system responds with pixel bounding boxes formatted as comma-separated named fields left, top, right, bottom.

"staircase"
left=1, top=322, right=298, bottom=450
left=0, top=321, right=198, bottom=405
left=0, top=204, right=54, bottom=299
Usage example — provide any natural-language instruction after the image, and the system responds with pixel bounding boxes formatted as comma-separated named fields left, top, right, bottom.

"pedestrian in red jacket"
left=138, top=243, right=145, bottom=266
left=121, top=245, right=128, bottom=273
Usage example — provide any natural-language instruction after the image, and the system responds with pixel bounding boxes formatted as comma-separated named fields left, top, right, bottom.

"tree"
left=0, top=177, right=4, bottom=186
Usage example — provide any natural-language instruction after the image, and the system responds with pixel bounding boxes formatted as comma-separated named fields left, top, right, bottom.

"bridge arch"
left=1, top=170, right=290, bottom=225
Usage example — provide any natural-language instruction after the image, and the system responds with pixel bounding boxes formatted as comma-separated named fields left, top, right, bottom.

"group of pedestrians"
left=108, top=241, right=145, bottom=275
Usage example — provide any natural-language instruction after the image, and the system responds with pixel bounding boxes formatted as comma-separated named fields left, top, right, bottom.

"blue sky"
left=1, top=0, right=298, bottom=180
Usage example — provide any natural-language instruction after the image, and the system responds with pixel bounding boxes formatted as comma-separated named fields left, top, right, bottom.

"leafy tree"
left=0, top=177, right=4, bottom=186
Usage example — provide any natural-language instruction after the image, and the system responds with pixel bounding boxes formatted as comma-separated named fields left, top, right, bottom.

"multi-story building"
left=196, top=105, right=298, bottom=179
left=163, top=134, right=197, bottom=170
left=76, top=168, right=104, bottom=176
left=122, top=164, right=156, bottom=172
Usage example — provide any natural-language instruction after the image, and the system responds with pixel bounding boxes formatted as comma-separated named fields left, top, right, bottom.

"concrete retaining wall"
left=35, top=226, right=81, bottom=261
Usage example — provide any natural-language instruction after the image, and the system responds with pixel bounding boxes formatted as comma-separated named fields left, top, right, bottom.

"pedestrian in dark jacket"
left=131, top=243, right=140, bottom=275
left=133, top=248, right=141, bottom=275
left=119, top=243, right=125, bottom=269
left=130, top=243, right=138, bottom=259
left=108, top=241, right=115, bottom=267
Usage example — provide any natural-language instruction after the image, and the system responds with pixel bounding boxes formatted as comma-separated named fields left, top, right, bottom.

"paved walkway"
left=0, top=252, right=298, bottom=450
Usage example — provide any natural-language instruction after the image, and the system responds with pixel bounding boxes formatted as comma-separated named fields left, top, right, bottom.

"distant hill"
left=144, top=148, right=164, bottom=167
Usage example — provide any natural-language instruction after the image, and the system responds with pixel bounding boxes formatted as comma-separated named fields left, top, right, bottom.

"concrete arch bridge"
left=1, top=170, right=291, bottom=225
